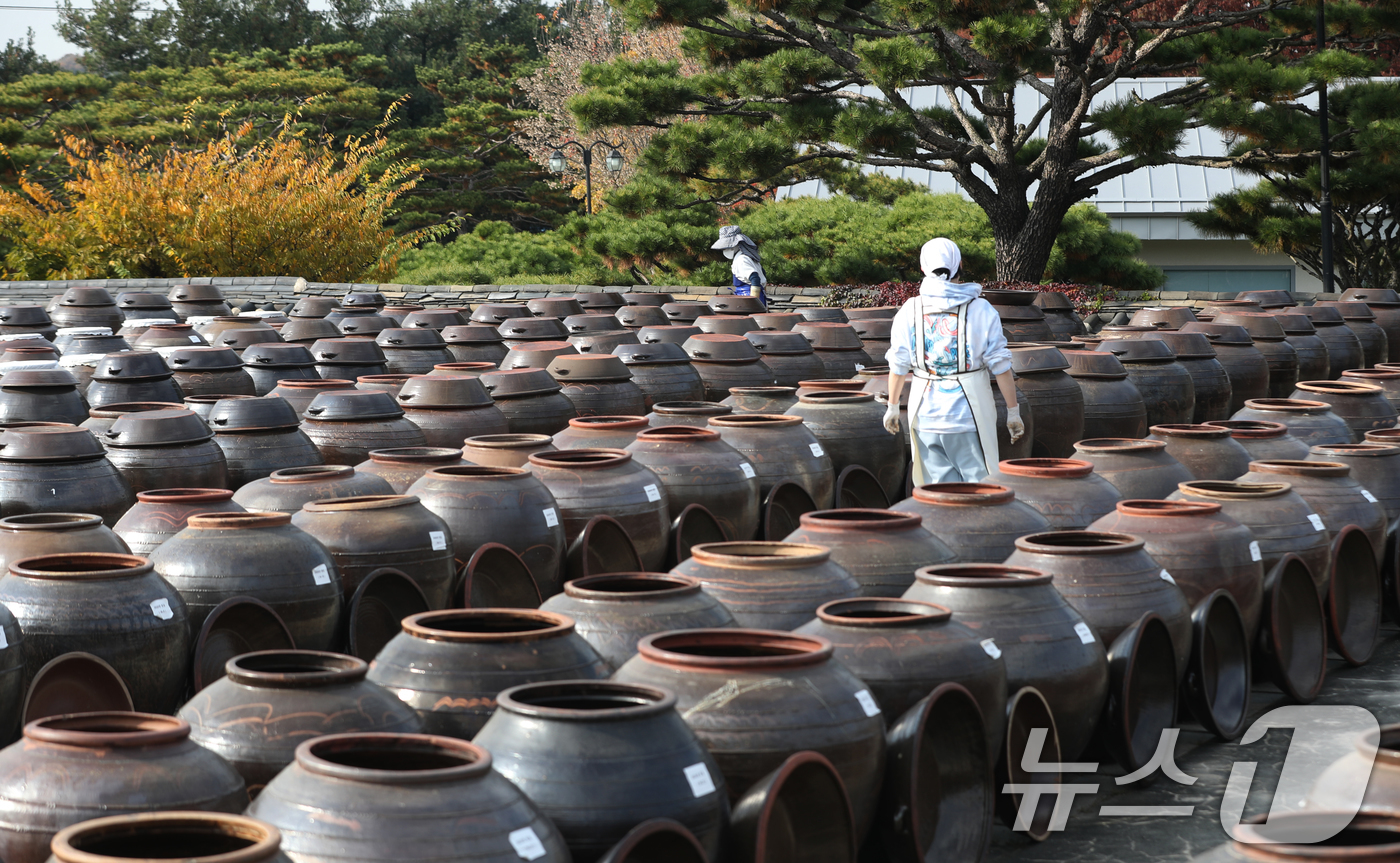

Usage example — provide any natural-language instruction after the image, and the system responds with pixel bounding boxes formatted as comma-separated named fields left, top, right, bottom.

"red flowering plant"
left=819, top=280, right=1122, bottom=316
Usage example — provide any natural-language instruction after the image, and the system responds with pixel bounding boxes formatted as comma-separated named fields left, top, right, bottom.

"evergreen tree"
left=567, top=0, right=1398, bottom=281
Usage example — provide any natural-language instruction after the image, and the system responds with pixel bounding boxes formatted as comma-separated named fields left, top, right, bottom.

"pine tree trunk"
left=987, top=196, right=1071, bottom=284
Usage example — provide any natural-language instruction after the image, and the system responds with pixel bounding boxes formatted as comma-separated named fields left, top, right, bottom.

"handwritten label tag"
left=980, top=638, right=1001, bottom=659
left=1361, top=489, right=1380, bottom=503
left=1307, top=513, right=1326, bottom=532
left=508, top=827, right=547, bottom=861
left=312, top=564, right=331, bottom=586
left=150, top=598, right=174, bottom=620
left=809, top=442, right=825, bottom=458
left=1159, top=569, right=1176, bottom=585
left=644, top=483, right=662, bottom=502
left=1074, top=622, right=1096, bottom=644
left=542, top=507, right=559, bottom=527
left=854, top=689, right=881, bottom=717
left=429, top=530, right=447, bottom=551
left=1249, top=540, right=1262, bottom=562
left=740, top=462, right=756, bottom=479
left=683, top=762, right=717, bottom=797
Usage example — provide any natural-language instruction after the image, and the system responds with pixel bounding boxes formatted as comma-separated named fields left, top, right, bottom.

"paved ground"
left=988, top=624, right=1400, bottom=863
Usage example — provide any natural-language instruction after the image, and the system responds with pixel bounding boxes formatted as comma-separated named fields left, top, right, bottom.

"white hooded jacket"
left=885, top=239, right=1012, bottom=433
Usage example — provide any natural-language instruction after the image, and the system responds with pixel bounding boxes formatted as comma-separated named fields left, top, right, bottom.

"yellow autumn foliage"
left=0, top=124, right=437, bottom=282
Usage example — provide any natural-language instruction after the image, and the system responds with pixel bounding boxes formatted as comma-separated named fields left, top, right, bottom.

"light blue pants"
left=913, top=429, right=989, bottom=484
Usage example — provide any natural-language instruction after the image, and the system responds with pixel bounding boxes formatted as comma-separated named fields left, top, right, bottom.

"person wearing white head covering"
left=883, top=238, right=1023, bottom=483
left=711, top=226, right=767, bottom=307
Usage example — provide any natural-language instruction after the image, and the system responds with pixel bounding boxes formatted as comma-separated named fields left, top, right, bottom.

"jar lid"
left=104, top=408, right=213, bottom=445
left=302, top=389, right=405, bottom=420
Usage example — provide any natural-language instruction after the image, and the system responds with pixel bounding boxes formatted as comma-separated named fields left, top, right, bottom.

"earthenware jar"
left=1095, top=338, right=1196, bottom=427
left=1129, top=306, right=1196, bottom=329
left=0, top=425, right=134, bottom=524
left=165, top=347, right=258, bottom=396
left=0, top=369, right=87, bottom=425
left=237, top=343, right=321, bottom=395
left=890, top=482, right=1049, bottom=562
left=1212, top=312, right=1301, bottom=398
left=612, top=342, right=706, bottom=408
left=1237, top=460, right=1387, bottom=566
left=1231, top=398, right=1355, bottom=445
left=1179, top=322, right=1271, bottom=412
left=206, top=396, right=322, bottom=487
left=553, top=415, right=648, bottom=450
left=49, top=287, right=123, bottom=331
left=696, top=315, right=759, bottom=336
left=785, top=392, right=906, bottom=502
left=708, top=413, right=836, bottom=507
left=1203, top=419, right=1311, bottom=461
left=0, top=306, right=57, bottom=342
left=300, top=390, right=426, bottom=464
left=265, top=379, right=354, bottom=419
left=84, top=351, right=184, bottom=409
left=0, top=554, right=191, bottom=713
left=1290, top=380, right=1397, bottom=438
left=538, top=573, right=736, bottom=669
left=1267, top=311, right=1331, bottom=380
left=1297, top=305, right=1364, bottom=377
left=1037, top=291, right=1085, bottom=337
left=353, top=446, right=470, bottom=493
left=441, top=324, right=509, bottom=365
left=366, top=609, right=609, bottom=738
left=1341, top=369, right=1400, bottom=414
left=178, top=650, right=423, bottom=793
left=721, top=386, right=800, bottom=415
left=1147, top=423, right=1254, bottom=481
left=461, top=432, right=557, bottom=466
left=671, top=541, right=861, bottom=630
left=113, top=488, right=245, bottom=556
left=0, top=712, right=248, bottom=863
left=1305, top=443, right=1400, bottom=524
left=1072, top=438, right=1195, bottom=500
left=795, top=597, right=1006, bottom=752
left=502, top=340, right=577, bottom=371
left=47, top=812, right=292, bottom=863
left=1343, top=288, right=1400, bottom=352
left=548, top=354, right=648, bottom=417
left=645, top=401, right=733, bottom=427
left=246, top=733, right=570, bottom=862
left=373, top=328, right=453, bottom=375
left=1010, top=345, right=1085, bottom=457
left=682, top=334, right=775, bottom=399
left=0, top=512, right=129, bottom=574
left=781, top=509, right=955, bottom=597
left=478, top=368, right=578, bottom=435
left=792, top=322, right=874, bottom=378
left=1089, top=500, right=1265, bottom=635
left=279, top=318, right=341, bottom=344
left=625, top=426, right=762, bottom=541
left=1063, top=350, right=1148, bottom=439
left=743, top=331, right=828, bottom=388
left=392, top=374, right=509, bottom=448
left=612, top=628, right=887, bottom=839
left=232, top=465, right=395, bottom=514
left=102, top=408, right=229, bottom=492
left=616, top=305, right=669, bottom=328
left=151, top=512, right=343, bottom=650
left=291, top=494, right=455, bottom=608
left=1316, top=301, right=1389, bottom=367
left=527, top=449, right=670, bottom=571
left=989, top=458, right=1122, bottom=530
left=402, top=308, right=468, bottom=330
left=407, top=465, right=566, bottom=598
left=474, top=681, right=729, bottom=862
left=169, top=284, right=232, bottom=318
left=309, top=338, right=389, bottom=381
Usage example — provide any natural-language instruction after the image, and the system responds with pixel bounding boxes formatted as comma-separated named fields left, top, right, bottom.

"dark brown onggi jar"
left=1340, top=368, right=1400, bottom=413
left=890, top=482, right=1050, bottom=563
left=990, top=458, right=1122, bottom=530
left=707, top=413, right=835, bottom=508
left=1203, top=419, right=1311, bottom=461
left=232, top=465, right=395, bottom=514
left=671, top=541, right=861, bottom=631
left=266, top=379, right=356, bottom=420
left=1316, top=301, right=1389, bottom=367
left=1297, top=305, right=1365, bottom=378
left=1211, top=312, right=1300, bottom=398
left=1095, top=338, right=1197, bottom=427
left=527, top=448, right=671, bottom=572
left=645, top=400, right=733, bottom=428
left=1231, top=398, right=1355, bottom=446
left=47, top=812, right=290, bottom=863
left=0, top=512, right=129, bottom=574
left=552, top=415, right=649, bottom=451
left=300, top=390, right=427, bottom=465
left=625, top=425, right=762, bottom=542
left=1010, top=345, right=1085, bottom=457
left=785, top=392, right=907, bottom=503
left=101, top=408, right=229, bottom=493
left=365, top=609, right=609, bottom=739
left=352, top=446, right=471, bottom=493
left=1071, top=438, right=1195, bottom=500
left=0, top=426, right=136, bottom=525
left=113, top=488, right=245, bottom=557
left=1179, top=322, right=1271, bottom=412
left=461, top=432, right=557, bottom=467
left=478, top=368, right=578, bottom=436
left=1148, top=423, right=1254, bottom=481
left=1238, top=460, right=1387, bottom=566
left=1305, top=443, right=1400, bottom=524
left=780, top=509, right=955, bottom=597
left=1291, top=380, right=1398, bottom=439
left=612, top=628, right=887, bottom=841
left=612, top=342, right=707, bottom=407
left=0, top=712, right=249, bottom=863
left=1062, top=350, right=1148, bottom=439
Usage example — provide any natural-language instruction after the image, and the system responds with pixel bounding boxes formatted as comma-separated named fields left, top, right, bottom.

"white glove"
left=1006, top=406, right=1025, bottom=444
left=882, top=400, right=902, bottom=435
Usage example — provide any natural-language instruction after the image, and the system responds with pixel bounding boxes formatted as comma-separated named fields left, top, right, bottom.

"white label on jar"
left=980, top=638, right=1001, bottom=659
left=644, top=483, right=662, bottom=502
left=1249, top=541, right=1262, bottom=562
left=854, top=363, right=865, bottom=371
left=150, top=598, right=174, bottom=620
left=0, top=628, right=6, bottom=649
left=1361, top=489, right=1380, bottom=503
left=740, top=462, right=756, bottom=478
left=683, top=762, right=717, bottom=797
left=188, top=335, right=201, bottom=342
left=1074, top=622, right=1096, bottom=644
left=312, top=564, right=331, bottom=585
left=854, top=689, right=881, bottom=717
left=429, top=530, right=447, bottom=551
left=809, top=442, right=825, bottom=457
left=1159, top=569, right=1176, bottom=585
left=542, top=507, right=559, bottom=527
left=1307, top=513, right=1326, bottom=531
left=508, top=827, right=547, bottom=861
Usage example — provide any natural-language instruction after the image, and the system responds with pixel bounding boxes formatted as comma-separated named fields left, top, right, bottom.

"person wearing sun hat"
left=711, top=225, right=768, bottom=307
left=884, top=237, right=1024, bottom=483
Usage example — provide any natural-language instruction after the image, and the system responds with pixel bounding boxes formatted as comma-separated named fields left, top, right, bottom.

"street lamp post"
left=1317, top=0, right=1334, bottom=294
left=547, top=140, right=624, bottom=215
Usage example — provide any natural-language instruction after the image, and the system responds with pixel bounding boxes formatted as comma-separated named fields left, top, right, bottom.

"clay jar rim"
left=651, top=401, right=733, bottom=416
left=1341, top=369, right=1400, bottom=382
left=689, top=541, right=832, bottom=569
left=1074, top=438, right=1169, bottom=454
left=295, top=732, right=491, bottom=785
left=1013, top=530, right=1146, bottom=556
left=299, top=494, right=421, bottom=513
left=402, top=608, right=576, bottom=643
left=187, top=512, right=292, bottom=530
left=85, top=401, right=185, bottom=418
left=795, top=391, right=876, bottom=405
left=463, top=433, right=554, bottom=450
left=1177, top=480, right=1293, bottom=500
left=563, top=572, right=701, bottom=601
left=636, top=628, right=833, bottom=671
left=134, top=488, right=236, bottom=504
left=1242, top=398, right=1334, bottom=415
left=1114, top=499, right=1223, bottom=518
left=707, top=413, right=802, bottom=429
left=564, top=415, right=649, bottom=432
left=997, top=458, right=1094, bottom=478
left=225, top=649, right=369, bottom=688
left=635, top=425, right=722, bottom=443
left=728, top=386, right=799, bottom=396
left=25, top=710, right=190, bottom=747
left=910, top=482, right=1015, bottom=506
left=1309, top=443, right=1400, bottom=459
left=1203, top=420, right=1290, bottom=439
left=494, top=680, right=678, bottom=722
left=1248, top=459, right=1351, bottom=478
left=914, top=562, right=1052, bottom=588
left=815, top=597, right=952, bottom=628
left=797, top=508, right=922, bottom=532
left=424, top=465, right=531, bottom=480
left=268, top=465, right=356, bottom=484
left=271, top=378, right=356, bottom=390
left=1226, top=812, right=1400, bottom=860
left=1353, top=724, right=1400, bottom=768
left=1365, top=429, right=1400, bottom=444
left=1294, top=380, right=1384, bottom=396
left=10, top=552, right=152, bottom=581
left=528, top=448, right=633, bottom=470
left=1150, top=423, right=1232, bottom=439
left=50, top=812, right=283, bottom=863
left=0, top=512, right=105, bottom=532
left=366, top=447, right=466, bottom=464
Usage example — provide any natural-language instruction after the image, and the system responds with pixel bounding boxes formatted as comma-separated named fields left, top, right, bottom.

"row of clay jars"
left=0, top=426, right=136, bottom=525
left=1315, top=301, right=1389, bottom=367
left=1179, top=322, right=1271, bottom=412
left=1009, top=346, right=1085, bottom=457
left=1095, top=339, right=1196, bottom=427
left=1211, top=312, right=1300, bottom=398
left=1116, top=329, right=1234, bottom=423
